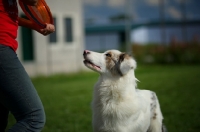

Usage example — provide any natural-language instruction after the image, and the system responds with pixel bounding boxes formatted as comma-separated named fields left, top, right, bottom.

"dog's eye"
left=105, top=53, right=111, bottom=57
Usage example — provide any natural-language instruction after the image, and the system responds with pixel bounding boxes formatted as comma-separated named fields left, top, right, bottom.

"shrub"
left=132, top=42, right=200, bottom=64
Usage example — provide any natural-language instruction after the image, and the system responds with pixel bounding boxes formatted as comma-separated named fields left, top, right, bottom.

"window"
left=64, top=18, right=73, bottom=43
left=49, top=17, right=57, bottom=43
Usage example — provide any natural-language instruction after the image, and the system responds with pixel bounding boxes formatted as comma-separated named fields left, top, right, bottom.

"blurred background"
left=7, top=0, right=200, bottom=132
left=16, top=0, right=200, bottom=76
left=84, top=0, right=200, bottom=64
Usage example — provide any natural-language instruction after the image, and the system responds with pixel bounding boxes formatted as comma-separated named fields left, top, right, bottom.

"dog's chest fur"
left=92, top=75, right=150, bottom=132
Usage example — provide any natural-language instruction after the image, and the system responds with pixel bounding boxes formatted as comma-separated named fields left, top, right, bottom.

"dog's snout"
left=83, top=50, right=90, bottom=56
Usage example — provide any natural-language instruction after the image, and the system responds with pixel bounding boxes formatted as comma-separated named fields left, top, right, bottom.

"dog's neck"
left=96, top=70, right=138, bottom=102
left=100, top=70, right=137, bottom=86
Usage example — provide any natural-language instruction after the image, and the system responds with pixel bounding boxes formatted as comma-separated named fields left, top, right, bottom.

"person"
left=0, top=0, right=55, bottom=131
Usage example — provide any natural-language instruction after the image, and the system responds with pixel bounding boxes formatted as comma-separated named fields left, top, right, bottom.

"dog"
left=83, top=49, right=166, bottom=132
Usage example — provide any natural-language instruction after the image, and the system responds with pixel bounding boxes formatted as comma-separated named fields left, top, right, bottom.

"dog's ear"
left=119, top=54, right=136, bottom=75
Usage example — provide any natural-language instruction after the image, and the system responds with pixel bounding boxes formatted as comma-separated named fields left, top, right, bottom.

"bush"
left=132, top=42, right=200, bottom=64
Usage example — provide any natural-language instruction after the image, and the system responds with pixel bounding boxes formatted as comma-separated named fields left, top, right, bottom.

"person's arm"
left=19, top=0, right=38, bottom=6
left=18, top=18, right=55, bottom=36
left=18, top=0, right=55, bottom=36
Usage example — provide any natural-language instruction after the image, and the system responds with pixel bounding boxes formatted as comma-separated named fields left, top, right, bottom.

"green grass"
left=7, top=65, right=200, bottom=132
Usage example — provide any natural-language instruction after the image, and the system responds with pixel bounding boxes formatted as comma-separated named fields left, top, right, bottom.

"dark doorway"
left=20, top=15, right=34, bottom=61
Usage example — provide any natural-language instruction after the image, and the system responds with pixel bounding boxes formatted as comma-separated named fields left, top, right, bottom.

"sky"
left=83, top=0, right=200, bottom=25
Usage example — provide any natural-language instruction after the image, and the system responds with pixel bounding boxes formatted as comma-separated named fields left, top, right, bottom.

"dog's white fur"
left=83, top=50, right=165, bottom=132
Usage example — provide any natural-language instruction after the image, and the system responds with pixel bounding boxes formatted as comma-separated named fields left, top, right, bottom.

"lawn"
left=7, top=65, right=200, bottom=132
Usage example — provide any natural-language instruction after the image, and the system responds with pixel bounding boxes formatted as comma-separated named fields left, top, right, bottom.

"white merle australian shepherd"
left=83, top=49, right=166, bottom=132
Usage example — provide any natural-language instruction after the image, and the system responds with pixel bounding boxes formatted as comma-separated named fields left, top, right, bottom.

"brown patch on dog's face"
left=119, top=53, right=131, bottom=63
left=105, top=51, right=113, bottom=69
left=105, top=51, right=116, bottom=75
left=105, top=51, right=130, bottom=76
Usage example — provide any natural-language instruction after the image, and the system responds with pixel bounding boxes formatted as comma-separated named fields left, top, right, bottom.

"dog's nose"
left=83, top=50, right=90, bottom=56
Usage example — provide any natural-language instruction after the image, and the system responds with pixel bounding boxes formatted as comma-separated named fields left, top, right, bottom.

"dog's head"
left=83, top=50, right=136, bottom=77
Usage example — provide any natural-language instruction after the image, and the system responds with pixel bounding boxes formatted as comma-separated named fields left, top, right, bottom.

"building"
left=17, top=0, right=85, bottom=76
left=131, top=21, right=200, bottom=44
left=85, top=20, right=200, bottom=51
left=85, top=23, right=125, bottom=51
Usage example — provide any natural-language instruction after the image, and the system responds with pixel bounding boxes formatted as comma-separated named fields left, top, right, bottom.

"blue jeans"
left=0, top=44, right=45, bottom=132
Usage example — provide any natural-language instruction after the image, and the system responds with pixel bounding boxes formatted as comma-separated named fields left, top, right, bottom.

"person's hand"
left=39, top=23, right=55, bottom=36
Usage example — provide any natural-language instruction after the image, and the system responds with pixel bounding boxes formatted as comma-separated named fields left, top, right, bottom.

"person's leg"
left=0, top=103, right=9, bottom=132
left=0, top=44, right=46, bottom=132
